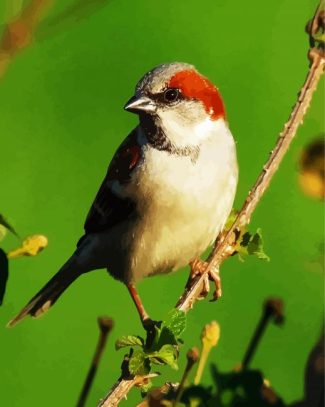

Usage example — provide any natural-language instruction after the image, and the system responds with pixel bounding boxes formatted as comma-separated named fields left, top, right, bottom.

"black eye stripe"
left=147, top=88, right=183, bottom=106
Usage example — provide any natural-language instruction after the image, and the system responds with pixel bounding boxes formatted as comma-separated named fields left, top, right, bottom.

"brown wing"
left=83, top=129, right=142, bottom=234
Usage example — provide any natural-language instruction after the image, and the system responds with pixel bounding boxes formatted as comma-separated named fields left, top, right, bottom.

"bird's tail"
left=7, top=259, right=81, bottom=327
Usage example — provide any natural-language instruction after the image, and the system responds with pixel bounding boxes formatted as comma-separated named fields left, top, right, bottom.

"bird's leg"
left=189, top=258, right=222, bottom=301
left=126, top=283, right=161, bottom=348
left=126, top=283, right=150, bottom=324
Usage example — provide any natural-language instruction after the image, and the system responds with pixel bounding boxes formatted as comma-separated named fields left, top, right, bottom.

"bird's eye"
left=164, top=88, right=179, bottom=103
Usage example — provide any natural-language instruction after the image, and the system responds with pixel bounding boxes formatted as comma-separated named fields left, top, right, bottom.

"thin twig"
left=173, top=348, right=199, bottom=406
left=242, top=298, right=284, bottom=369
left=177, top=47, right=325, bottom=313
left=76, top=317, right=114, bottom=407
left=99, top=5, right=325, bottom=405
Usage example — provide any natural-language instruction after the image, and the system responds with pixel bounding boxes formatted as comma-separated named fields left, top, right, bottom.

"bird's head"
left=124, top=62, right=227, bottom=151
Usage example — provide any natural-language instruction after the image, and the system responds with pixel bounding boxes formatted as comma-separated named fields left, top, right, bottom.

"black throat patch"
left=139, top=114, right=199, bottom=161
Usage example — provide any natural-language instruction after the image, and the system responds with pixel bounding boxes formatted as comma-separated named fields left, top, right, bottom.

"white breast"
left=125, top=119, right=238, bottom=281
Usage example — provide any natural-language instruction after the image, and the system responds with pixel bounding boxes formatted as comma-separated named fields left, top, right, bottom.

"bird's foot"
left=189, top=258, right=222, bottom=301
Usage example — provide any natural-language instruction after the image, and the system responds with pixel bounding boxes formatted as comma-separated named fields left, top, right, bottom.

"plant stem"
left=173, top=348, right=199, bottom=406
left=242, top=298, right=284, bottom=369
left=194, top=321, right=220, bottom=385
left=76, top=317, right=114, bottom=407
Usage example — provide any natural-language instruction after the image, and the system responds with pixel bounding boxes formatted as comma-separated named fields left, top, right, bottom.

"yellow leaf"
left=8, top=235, right=48, bottom=259
left=201, top=321, right=220, bottom=348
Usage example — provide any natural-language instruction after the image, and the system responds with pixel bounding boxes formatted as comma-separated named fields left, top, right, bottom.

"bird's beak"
left=124, top=96, right=156, bottom=114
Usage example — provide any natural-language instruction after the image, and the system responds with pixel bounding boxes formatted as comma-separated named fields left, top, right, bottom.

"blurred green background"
left=0, top=0, right=324, bottom=406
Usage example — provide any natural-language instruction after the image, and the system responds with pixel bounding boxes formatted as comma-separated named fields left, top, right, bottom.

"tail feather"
left=8, top=262, right=80, bottom=327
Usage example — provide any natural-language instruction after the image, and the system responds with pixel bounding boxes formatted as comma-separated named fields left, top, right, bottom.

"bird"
left=8, top=62, right=238, bottom=327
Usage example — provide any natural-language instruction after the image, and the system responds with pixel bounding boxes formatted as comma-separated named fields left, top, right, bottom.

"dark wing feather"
left=84, top=129, right=141, bottom=234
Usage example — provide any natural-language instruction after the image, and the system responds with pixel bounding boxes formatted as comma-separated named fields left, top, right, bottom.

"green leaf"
left=129, top=349, right=150, bottom=375
left=237, top=228, right=269, bottom=262
left=149, top=344, right=178, bottom=370
left=151, top=324, right=163, bottom=350
left=247, top=229, right=269, bottom=260
left=158, top=326, right=178, bottom=347
left=225, top=210, right=270, bottom=262
left=115, top=335, right=144, bottom=350
left=0, top=215, right=19, bottom=238
left=164, top=309, right=186, bottom=337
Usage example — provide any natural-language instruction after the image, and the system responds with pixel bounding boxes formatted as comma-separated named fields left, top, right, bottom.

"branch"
left=98, top=373, right=158, bottom=407
left=176, top=47, right=325, bottom=313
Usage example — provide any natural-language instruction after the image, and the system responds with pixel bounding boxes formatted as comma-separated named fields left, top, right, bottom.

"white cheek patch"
left=158, top=107, right=223, bottom=149
left=193, top=117, right=218, bottom=140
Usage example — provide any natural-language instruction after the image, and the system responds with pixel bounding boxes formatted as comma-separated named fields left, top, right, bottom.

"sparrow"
left=8, top=62, right=238, bottom=327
